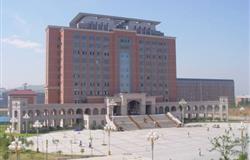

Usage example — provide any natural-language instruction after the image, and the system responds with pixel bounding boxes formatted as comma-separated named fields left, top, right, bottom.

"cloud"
left=1, top=35, right=44, bottom=53
left=14, top=15, right=27, bottom=26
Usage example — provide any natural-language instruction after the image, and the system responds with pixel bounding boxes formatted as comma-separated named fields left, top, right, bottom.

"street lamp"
left=8, top=137, right=24, bottom=160
left=239, top=121, right=247, bottom=155
left=88, top=130, right=93, bottom=155
left=23, top=113, right=30, bottom=134
left=104, top=123, right=115, bottom=155
left=102, top=130, right=106, bottom=146
left=147, top=130, right=159, bottom=160
left=239, top=106, right=246, bottom=121
left=10, top=117, right=18, bottom=131
left=33, top=120, right=42, bottom=152
left=179, top=99, right=187, bottom=125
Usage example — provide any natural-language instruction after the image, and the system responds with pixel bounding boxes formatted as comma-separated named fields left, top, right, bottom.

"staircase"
left=110, top=113, right=182, bottom=131
left=147, top=115, right=161, bottom=128
left=112, top=116, right=138, bottom=130
left=150, top=114, right=177, bottom=128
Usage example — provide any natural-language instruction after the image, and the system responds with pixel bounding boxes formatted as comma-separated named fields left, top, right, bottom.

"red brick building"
left=8, top=89, right=37, bottom=105
left=45, top=13, right=177, bottom=104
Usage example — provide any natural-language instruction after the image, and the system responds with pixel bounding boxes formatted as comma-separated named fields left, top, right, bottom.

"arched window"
left=101, top=108, right=106, bottom=115
left=159, top=106, right=163, bottom=114
left=67, top=109, right=74, bottom=115
left=76, top=108, right=83, bottom=114
left=165, top=106, right=169, bottom=113
left=84, top=108, right=91, bottom=115
left=93, top=108, right=99, bottom=115
left=171, top=106, right=176, bottom=112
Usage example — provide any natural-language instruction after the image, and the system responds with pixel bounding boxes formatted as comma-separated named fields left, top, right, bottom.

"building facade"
left=236, top=95, right=250, bottom=107
left=176, top=78, right=235, bottom=106
left=45, top=13, right=177, bottom=104
left=11, top=93, right=228, bottom=133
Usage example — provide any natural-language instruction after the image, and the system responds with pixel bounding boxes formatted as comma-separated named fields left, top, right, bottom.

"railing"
left=166, top=112, right=182, bottom=127
left=128, top=115, right=142, bottom=129
left=147, top=115, right=161, bottom=128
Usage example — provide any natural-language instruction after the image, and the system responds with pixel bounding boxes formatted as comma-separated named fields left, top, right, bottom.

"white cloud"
left=1, top=35, right=44, bottom=53
left=14, top=15, right=27, bottom=26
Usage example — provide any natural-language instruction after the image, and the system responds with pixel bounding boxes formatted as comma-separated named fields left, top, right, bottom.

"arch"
left=59, top=109, right=66, bottom=115
left=84, top=108, right=91, bottom=115
left=165, top=106, right=169, bottom=113
left=193, top=105, right=198, bottom=111
left=199, top=105, right=205, bottom=111
left=207, top=105, right=213, bottom=112
left=28, top=110, right=33, bottom=117
left=186, top=105, right=191, bottom=111
left=214, top=105, right=220, bottom=112
left=43, top=109, right=49, bottom=116
left=101, top=108, right=106, bottom=115
left=93, top=108, right=99, bottom=115
left=35, top=110, right=41, bottom=116
left=159, top=106, right=164, bottom=114
left=67, top=109, right=74, bottom=115
left=51, top=109, right=57, bottom=115
left=127, top=100, right=140, bottom=115
left=76, top=108, right=83, bottom=114
left=171, top=106, right=176, bottom=112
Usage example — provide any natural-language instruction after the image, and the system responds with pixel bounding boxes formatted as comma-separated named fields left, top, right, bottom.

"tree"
left=209, top=129, right=240, bottom=160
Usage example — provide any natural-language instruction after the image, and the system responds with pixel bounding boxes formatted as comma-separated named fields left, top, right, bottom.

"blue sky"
left=0, top=0, right=249, bottom=95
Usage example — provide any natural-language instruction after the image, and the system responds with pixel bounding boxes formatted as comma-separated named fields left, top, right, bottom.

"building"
left=45, top=13, right=177, bottom=104
left=9, top=13, right=232, bottom=133
left=0, top=88, right=8, bottom=108
left=8, top=89, right=37, bottom=117
left=177, top=78, right=235, bottom=106
left=236, top=95, right=250, bottom=107
left=11, top=93, right=228, bottom=133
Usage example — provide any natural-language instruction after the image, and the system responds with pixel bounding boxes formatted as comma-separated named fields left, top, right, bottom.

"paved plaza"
left=28, top=122, right=249, bottom=160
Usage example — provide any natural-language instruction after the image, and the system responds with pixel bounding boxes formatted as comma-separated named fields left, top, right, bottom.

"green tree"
left=209, top=129, right=240, bottom=160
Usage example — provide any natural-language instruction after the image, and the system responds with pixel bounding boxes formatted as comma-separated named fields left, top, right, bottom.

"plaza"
left=27, top=122, right=249, bottom=160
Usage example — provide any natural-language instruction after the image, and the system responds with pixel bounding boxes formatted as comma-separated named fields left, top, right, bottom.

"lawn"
left=7, top=150, right=85, bottom=160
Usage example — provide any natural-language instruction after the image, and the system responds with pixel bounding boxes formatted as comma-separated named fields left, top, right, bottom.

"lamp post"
left=102, top=130, right=106, bottom=145
left=23, top=113, right=30, bottom=134
left=239, top=121, right=247, bottom=155
left=5, top=125, right=14, bottom=135
left=88, top=130, right=93, bottom=155
left=10, top=117, right=18, bottom=131
left=8, top=138, right=24, bottom=160
left=178, top=99, right=187, bottom=125
left=147, top=130, right=159, bottom=160
left=239, top=106, right=246, bottom=121
left=104, top=123, right=115, bottom=155
left=33, top=120, right=42, bottom=152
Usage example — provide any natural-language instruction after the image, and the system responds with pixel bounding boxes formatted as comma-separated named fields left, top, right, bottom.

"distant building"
left=36, top=92, right=45, bottom=104
left=236, top=95, right=250, bottom=107
left=0, top=88, right=8, bottom=108
left=177, top=78, right=235, bottom=106
left=8, top=89, right=37, bottom=117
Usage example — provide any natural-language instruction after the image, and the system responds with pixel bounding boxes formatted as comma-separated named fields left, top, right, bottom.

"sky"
left=0, top=0, right=249, bottom=95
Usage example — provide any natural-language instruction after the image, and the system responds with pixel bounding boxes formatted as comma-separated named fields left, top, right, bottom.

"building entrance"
left=127, top=100, right=140, bottom=115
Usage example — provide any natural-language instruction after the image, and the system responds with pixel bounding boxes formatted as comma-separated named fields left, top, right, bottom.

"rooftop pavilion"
left=69, top=13, right=164, bottom=36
